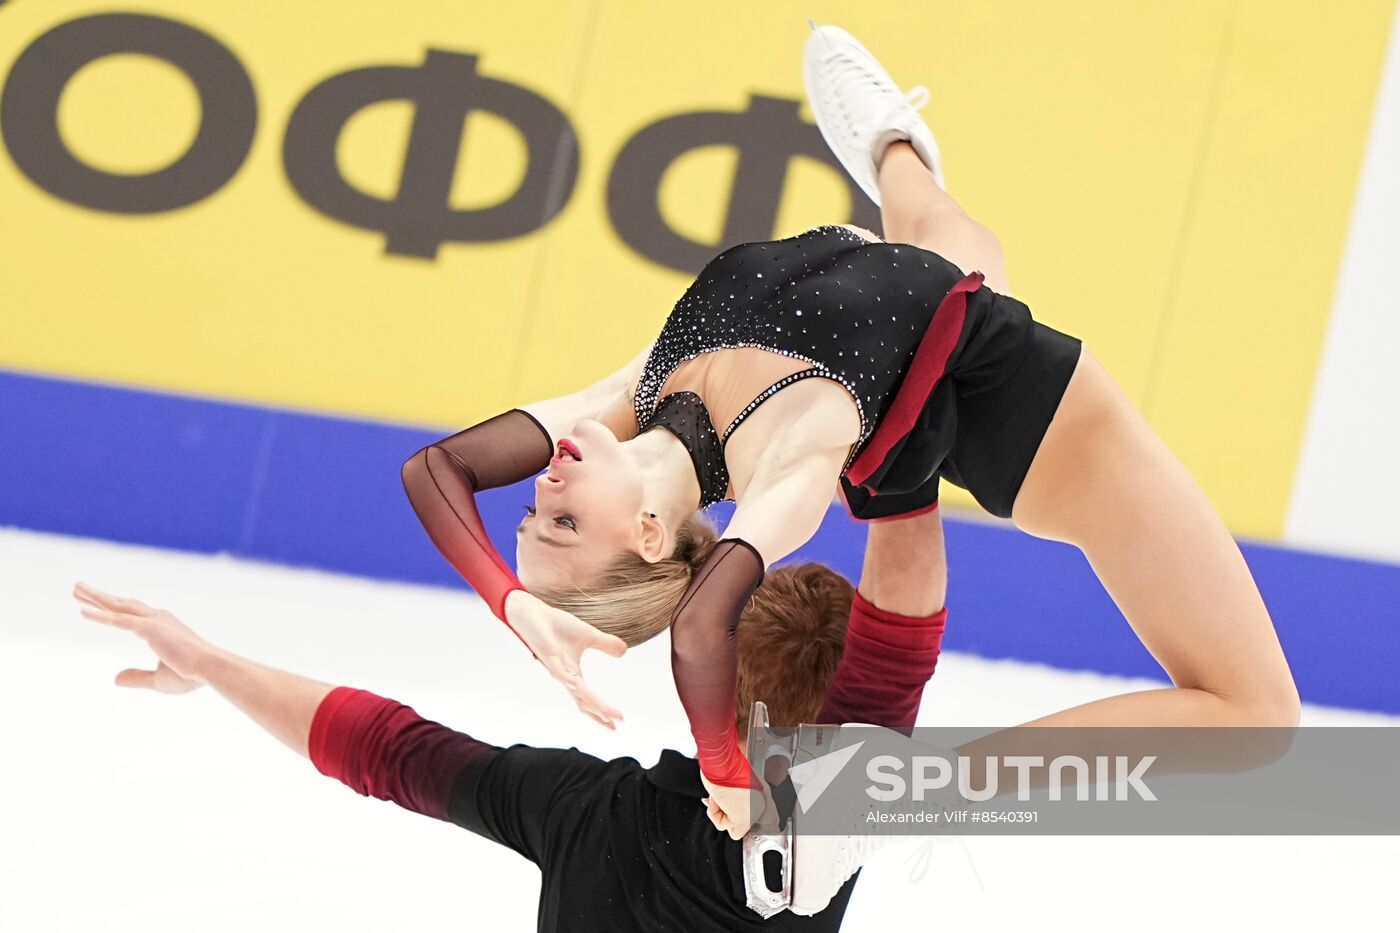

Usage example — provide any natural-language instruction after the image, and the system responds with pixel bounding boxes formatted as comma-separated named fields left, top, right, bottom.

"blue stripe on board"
left=3, top=368, right=1397, bottom=713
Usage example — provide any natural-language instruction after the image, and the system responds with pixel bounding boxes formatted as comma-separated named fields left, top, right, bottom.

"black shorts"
left=841, top=284, right=1082, bottom=520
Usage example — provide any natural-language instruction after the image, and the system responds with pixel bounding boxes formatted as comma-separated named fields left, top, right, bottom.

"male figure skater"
left=73, top=507, right=950, bottom=930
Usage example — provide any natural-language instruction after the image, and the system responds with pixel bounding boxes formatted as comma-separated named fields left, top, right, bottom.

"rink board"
left=3, top=367, right=1396, bottom=713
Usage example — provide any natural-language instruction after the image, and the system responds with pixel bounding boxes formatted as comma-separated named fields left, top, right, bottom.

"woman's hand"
left=504, top=589, right=628, bottom=729
left=701, top=773, right=762, bottom=840
left=72, top=582, right=214, bottom=694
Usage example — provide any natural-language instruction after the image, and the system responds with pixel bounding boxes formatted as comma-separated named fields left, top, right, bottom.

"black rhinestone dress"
left=632, top=224, right=1080, bottom=519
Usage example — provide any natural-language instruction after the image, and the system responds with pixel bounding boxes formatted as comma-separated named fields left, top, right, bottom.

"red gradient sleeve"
left=817, top=589, right=946, bottom=729
left=669, top=539, right=765, bottom=789
left=400, top=409, right=552, bottom=651
left=309, top=686, right=501, bottom=821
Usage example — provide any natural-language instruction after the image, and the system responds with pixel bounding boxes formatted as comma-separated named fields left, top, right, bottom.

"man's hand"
left=73, top=582, right=215, bottom=694
left=504, top=589, right=628, bottom=729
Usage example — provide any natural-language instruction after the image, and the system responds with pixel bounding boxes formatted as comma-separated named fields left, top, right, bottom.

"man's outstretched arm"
left=817, top=507, right=948, bottom=728
left=72, top=582, right=500, bottom=824
left=74, top=581, right=334, bottom=754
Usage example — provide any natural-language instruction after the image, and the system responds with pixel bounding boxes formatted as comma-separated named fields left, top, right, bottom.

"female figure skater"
left=401, top=24, right=1299, bottom=836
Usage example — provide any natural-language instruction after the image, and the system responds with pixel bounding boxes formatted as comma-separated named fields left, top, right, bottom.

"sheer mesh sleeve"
left=669, top=538, right=765, bottom=789
left=401, top=410, right=552, bottom=648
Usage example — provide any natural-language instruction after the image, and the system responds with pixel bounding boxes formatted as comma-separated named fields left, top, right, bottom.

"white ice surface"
left=2, top=527, right=1396, bottom=932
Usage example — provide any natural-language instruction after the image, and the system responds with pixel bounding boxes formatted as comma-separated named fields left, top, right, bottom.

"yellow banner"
left=0, top=1, right=1391, bottom=537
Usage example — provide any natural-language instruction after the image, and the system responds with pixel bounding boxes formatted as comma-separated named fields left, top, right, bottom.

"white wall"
left=1287, top=6, right=1400, bottom=564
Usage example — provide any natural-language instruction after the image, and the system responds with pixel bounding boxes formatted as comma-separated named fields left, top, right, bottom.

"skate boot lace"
left=819, top=48, right=930, bottom=141
left=903, top=833, right=987, bottom=890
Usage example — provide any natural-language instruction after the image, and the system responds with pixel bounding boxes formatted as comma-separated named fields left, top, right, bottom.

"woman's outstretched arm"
left=671, top=442, right=850, bottom=798
left=397, top=347, right=648, bottom=720
left=401, top=343, right=651, bottom=622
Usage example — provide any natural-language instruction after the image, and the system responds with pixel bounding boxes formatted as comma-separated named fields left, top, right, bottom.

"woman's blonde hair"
left=532, top=512, right=721, bottom=646
left=533, top=512, right=855, bottom=731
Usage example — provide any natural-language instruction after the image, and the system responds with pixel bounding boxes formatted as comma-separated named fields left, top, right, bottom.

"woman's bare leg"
left=873, top=139, right=1300, bottom=731
left=876, top=142, right=1010, bottom=293
left=1009, top=350, right=1301, bottom=728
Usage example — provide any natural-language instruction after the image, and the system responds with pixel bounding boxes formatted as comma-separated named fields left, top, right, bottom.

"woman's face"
left=515, top=419, right=648, bottom=591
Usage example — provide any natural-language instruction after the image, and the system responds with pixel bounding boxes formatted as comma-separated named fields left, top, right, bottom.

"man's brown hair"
left=735, top=562, right=854, bottom=740
left=535, top=513, right=855, bottom=739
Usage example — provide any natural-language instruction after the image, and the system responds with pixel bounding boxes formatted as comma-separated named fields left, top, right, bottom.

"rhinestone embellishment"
left=631, top=224, right=952, bottom=498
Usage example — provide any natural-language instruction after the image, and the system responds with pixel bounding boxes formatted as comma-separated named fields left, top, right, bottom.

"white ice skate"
left=803, top=21, right=946, bottom=201
left=741, top=703, right=967, bottom=917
